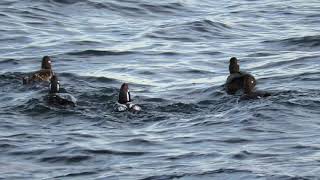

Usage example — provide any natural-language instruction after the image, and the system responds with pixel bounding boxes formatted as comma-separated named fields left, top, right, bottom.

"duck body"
left=225, top=72, right=256, bottom=94
left=23, top=69, right=54, bottom=84
left=114, top=102, right=141, bottom=113
left=225, top=57, right=258, bottom=94
left=23, top=56, right=54, bottom=84
left=46, top=93, right=77, bottom=106
left=239, top=73, right=271, bottom=100
left=45, top=75, right=77, bottom=106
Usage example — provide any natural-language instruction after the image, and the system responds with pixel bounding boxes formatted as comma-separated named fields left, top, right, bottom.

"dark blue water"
left=1, top=0, right=320, bottom=179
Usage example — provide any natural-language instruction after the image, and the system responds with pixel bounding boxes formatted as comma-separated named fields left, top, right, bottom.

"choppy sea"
left=0, top=0, right=320, bottom=179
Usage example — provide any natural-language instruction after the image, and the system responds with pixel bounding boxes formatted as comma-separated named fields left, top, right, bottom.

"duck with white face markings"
left=22, top=56, right=54, bottom=84
left=114, top=83, right=141, bottom=113
left=45, top=75, right=77, bottom=106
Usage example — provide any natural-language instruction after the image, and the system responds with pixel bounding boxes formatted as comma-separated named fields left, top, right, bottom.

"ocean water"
left=0, top=0, right=320, bottom=179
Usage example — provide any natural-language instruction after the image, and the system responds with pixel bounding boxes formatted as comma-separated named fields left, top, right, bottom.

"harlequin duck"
left=114, top=83, right=141, bottom=113
left=225, top=57, right=256, bottom=94
left=23, top=56, right=54, bottom=84
left=45, top=75, right=76, bottom=106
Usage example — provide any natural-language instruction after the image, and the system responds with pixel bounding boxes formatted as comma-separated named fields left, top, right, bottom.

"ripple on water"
left=66, top=49, right=138, bottom=56
left=0, top=0, right=320, bottom=179
left=264, top=35, right=320, bottom=51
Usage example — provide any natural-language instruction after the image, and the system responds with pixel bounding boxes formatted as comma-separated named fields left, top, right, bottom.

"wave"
left=250, top=55, right=319, bottom=70
left=291, top=144, right=320, bottom=151
left=10, top=149, right=47, bottom=156
left=39, top=155, right=91, bottom=163
left=0, top=143, right=18, bottom=150
left=166, top=152, right=220, bottom=161
left=36, top=0, right=191, bottom=18
left=49, top=0, right=86, bottom=4
left=141, top=167, right=315, bottom=179
left=93, top=2, right=147, bottom=17
left=53, top=171, right=97, bottom=178
left=0, top=0, right=319, bottom=179
left=83, top=149, right=147, bottom=156
left=159, top=102, right=200, bottom=114
left=231, top=150, right=278, bottom=160
left=0, top=1, right=16, bottom=6
left=176, top=68, right=212, bottom=75
left=58, top=72, right=117, bottom=84
left=221, top=137, right=251, bottom=144
left=66, top=49, right=137, bottom=56
left=264, top=35, right=320, bottom=50
left=146, top=19, right=233, bottom=42
left=186, top=19, right=231, bottom=33
left=90, top=1, right=190, bottom=17
left=141, top=168, right=254, bottom=180
left=138, top=2, right=188, bottom=15
left=115, top=138, right=159, bottom=146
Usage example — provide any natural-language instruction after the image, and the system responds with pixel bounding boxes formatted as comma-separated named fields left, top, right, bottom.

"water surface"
left=0, top=0, right=320, bottom=179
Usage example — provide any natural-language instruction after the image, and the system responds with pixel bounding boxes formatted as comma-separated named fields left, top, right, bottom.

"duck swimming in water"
left=45, top=75, right=77, bottom=106
left=23, top=56, right=54, bottom=84
left=114, top=83, right=141, bottom=113
left=225, top=57, right=256, bottom=94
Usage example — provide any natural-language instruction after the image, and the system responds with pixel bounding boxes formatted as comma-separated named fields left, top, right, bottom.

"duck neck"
left=50, top=81, right=59, bottom=93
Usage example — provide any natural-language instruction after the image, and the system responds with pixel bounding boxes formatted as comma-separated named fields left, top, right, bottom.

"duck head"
left=42, top=56, right=52, bottom=70
left=118, top=83, right=131, bottom=104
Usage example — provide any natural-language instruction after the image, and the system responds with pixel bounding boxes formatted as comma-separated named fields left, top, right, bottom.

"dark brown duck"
left=23, top=56, right=54, bottom=84
left=225, top=57, right=256, bottom=94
